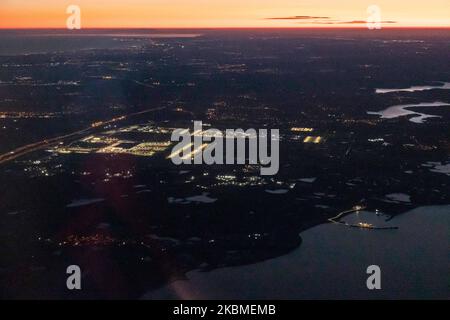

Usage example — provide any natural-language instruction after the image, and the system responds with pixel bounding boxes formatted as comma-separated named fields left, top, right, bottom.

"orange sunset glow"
left=0, top=0, right=449, bottom=28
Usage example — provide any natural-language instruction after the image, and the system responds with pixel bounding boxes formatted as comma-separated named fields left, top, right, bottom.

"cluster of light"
left=210, top=175, right=267, bottom=188
left=303, top=136, right=322, bottom=144
left=23, top=166, right=52, bottom=177
left=119, top=125, right=171, bottom=134
left=91, top=121, right=104, bottom=128
left=358, top=223, right=374, bottom=229
left=0, top=112, right=59, bottom=119
left=97, top=141, right=133, bottom=154
left=58, top=234, right=117, bottom=247
left=57, top=147, right=91, bottom=154
left=128, top=142, right=171, bottom=157
left=91, top=116, right=125, bottom=128
left=216, top=175, right=237, bottom=181
left=82, top=136, right=118, bottom=144
left=56, top=134, right=171, bottom=158
left=104, top=170, right=134, bottom=180
left=248, top=233, right=263, bottom=240
left=291, top=127, right=314, bottom=132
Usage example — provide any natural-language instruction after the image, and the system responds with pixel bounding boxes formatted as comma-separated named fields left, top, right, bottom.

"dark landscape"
left=0, top=29, right=449, bottom=299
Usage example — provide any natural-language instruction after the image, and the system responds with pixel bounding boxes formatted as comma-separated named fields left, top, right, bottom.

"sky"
left=0, top=0, right=449, bottom=28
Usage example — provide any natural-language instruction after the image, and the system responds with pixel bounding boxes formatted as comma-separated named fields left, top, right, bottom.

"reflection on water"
left=144, top=205, right=449, bottom=299
left=367, top=101, right=450, bottom=123
left=422, top=161, right=450, bottom=176
left=376, top=82, right=450, bottom=94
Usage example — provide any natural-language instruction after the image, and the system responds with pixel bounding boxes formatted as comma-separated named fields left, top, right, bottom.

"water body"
left=299, top=178, right=317, bottom=183
left=66, top=198, right=105, bottom=208
left=367, top=101, right=450, bottom=123
left=385, top=193, right=412, bottom=203
left=422, top=161, right=450, bottom=176
left=168, top=193, right=218, bottom=205
left=0, top=31, right=202, bottom=56
left=376, top=82, right=450, bottom=94
left=265, top=189, right=289, bottom=195
left=143, top=205, right=449, bottom=299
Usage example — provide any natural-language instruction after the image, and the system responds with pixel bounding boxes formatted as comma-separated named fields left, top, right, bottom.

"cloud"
left=310, top=20, right=397, bottom=24
left=266, top=15, right=397, bottom=25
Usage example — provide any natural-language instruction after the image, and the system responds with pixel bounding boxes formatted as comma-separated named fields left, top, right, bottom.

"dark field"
left=0, top=29, right=449, bottom=299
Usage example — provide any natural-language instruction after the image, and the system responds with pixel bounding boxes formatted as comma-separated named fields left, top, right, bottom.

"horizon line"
left=1, top=26, right=450, bottom=30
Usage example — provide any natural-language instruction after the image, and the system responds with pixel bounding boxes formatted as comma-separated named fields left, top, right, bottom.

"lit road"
left=0, top=107, right=166, bottom=165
